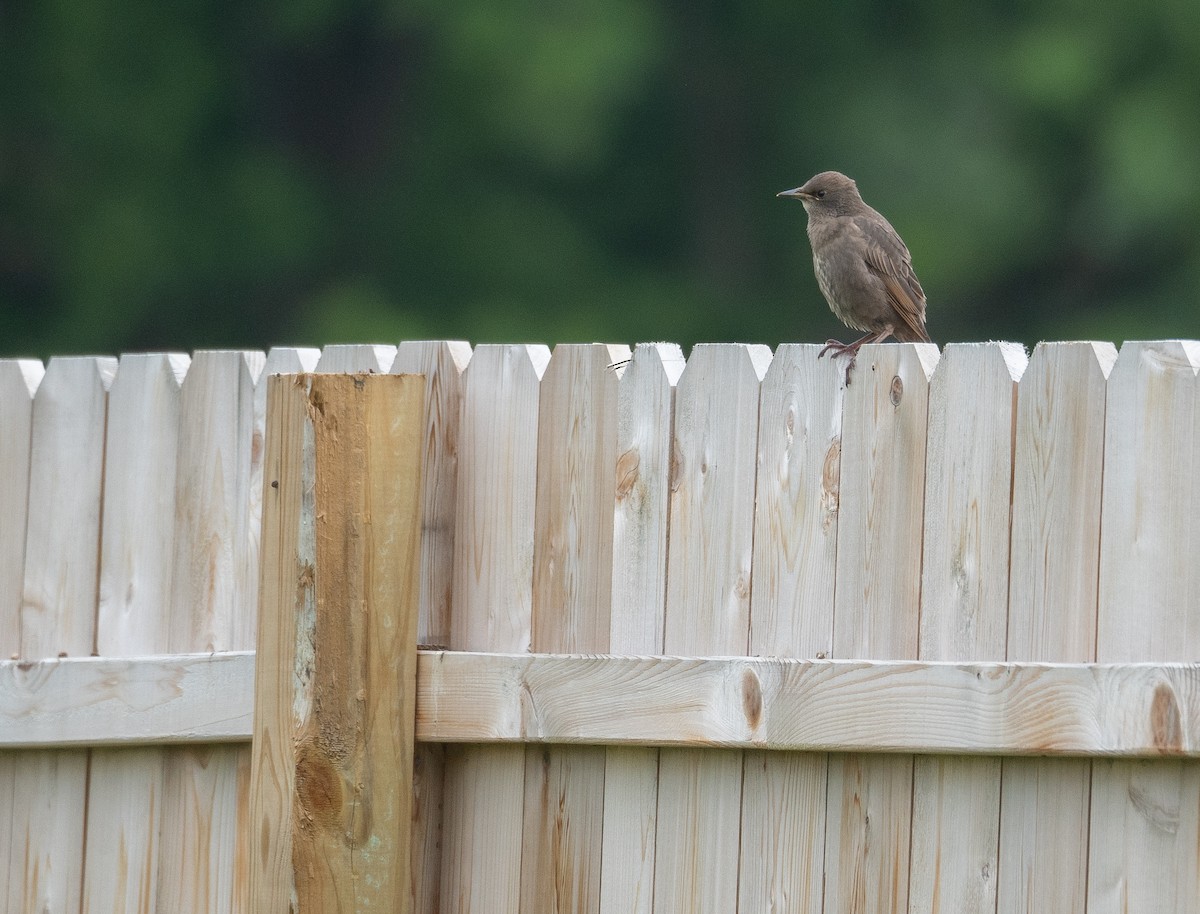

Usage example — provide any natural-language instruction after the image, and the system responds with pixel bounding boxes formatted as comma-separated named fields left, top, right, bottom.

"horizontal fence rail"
left=4, top=651, right=1200, bottom=758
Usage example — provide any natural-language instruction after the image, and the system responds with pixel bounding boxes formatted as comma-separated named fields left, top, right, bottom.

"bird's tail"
left=893, top=323, right=932, bottom=344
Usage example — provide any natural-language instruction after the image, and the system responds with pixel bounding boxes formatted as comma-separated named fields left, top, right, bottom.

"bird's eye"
left=815, top=190, right=826, bottom=198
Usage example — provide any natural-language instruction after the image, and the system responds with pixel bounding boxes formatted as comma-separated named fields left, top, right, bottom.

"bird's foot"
left=817, top=339, right=861, bottom=385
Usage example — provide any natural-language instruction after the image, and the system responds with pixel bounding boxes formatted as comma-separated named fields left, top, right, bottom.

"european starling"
left=778, top=171, right=930, bottom=383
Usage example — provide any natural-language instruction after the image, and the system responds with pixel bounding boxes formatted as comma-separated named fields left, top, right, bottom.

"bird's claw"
left=817, top=339, right=859, bottom=386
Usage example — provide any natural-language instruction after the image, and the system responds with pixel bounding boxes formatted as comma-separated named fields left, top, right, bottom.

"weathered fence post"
left=249, top=372, right=426, bottom=912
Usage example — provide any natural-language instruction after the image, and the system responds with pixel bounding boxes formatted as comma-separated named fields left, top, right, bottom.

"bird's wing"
left=857, top=214, right=929, bottom=343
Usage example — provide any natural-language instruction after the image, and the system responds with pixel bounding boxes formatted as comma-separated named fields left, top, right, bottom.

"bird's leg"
left=817, top=329, right=891, bottom=385
left=818, top=331, right=876, bottom=361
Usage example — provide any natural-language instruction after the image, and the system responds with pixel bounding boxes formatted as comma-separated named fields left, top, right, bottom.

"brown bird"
left=778, top=171, right=930, bottom=383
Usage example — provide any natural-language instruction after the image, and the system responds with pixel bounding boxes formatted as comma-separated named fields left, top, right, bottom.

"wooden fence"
left=1, top=339, right=1199, bottom=913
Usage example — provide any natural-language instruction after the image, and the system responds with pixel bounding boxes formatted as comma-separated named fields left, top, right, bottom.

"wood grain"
left=0, top=359, right=42, bottom=656
left=655, top=343, right=771, bottom=914
left=250, top=373, right=425, bottom=912
left=523, top=343, right=627, bottom=914
left=235, top=346, right=320, bottom=913
left=0, top=358, right=39, bottom=914
left=6, top=652, right=1200, bottom=759
left=1088, top=340, right=1200, bottom=914
left=441, top=344, right=549, bottom=914
left=998, top=341, right=1115, bottom=914
left=825, top=342, right=937, bottom=914
left=599, top=343, right=681, bottom=914
left=161, top=349, right=266, bottom=914
left=739, top=343, right=844, bottom=914
left=0, top=357, right=43, bottom=892
left=391, top=340, right=472, bottom=914
left=85, top=352, right=188, bottom=914
left=910, top=342, right=1024, bottom=914
left=6, top=356, right=115, bottom=914
left=416, top=652, right=1200, bottom=755
left=0, top=652, right=253, bottom=747
left=390, top=341, right=473, bottom=648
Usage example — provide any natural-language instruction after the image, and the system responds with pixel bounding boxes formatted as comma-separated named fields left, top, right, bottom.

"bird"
left=778, top=171, right=930, bottom=383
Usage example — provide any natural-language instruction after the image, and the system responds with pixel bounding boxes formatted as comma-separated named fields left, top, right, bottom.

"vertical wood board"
left=825, top=342, right=937, bottom=914
left=739, top=343, right=844, bottom=914
left=655, top=343, right=771, bottom=914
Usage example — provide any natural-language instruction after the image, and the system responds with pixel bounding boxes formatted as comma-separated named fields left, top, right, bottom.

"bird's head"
left=777, top=171, right=862, bottom=215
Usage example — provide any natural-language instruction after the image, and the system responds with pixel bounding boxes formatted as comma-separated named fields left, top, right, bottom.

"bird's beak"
left=777, top=187, right=809, bottom=200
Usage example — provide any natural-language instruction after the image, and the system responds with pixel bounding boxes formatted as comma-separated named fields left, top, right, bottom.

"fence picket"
left=654, top=342, right=771, bottom=914
left=84, top=353, right=188, bottom=913
left=599, top=342, right=681, bottom=914
left=0, top=358, right=40, bottom=898
left=392, top=340, right=473, bottom=914
left=4, top=356, right=115, bottom=914
left=0, top=359, right=42, bottom=654
left=440, top=344, right=549, bottom=914
left=910, top=342, right=1025, bottom=913
left=521, top=343, right=628, bottom=913
left=998, top=341, right=1115, bottom=914
left=159, top=350, right=265, bottom=913
left=1088, top=340, right=1200, bottom=913
left=824, top=342, right=937, bottom=914
left=739, top=343, right=843, bottom=913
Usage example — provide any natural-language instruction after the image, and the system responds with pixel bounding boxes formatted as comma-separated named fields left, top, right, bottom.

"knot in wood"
left=741, top=668, right=763, bottom=730
left=1151, top=683, right=1183, bottom=754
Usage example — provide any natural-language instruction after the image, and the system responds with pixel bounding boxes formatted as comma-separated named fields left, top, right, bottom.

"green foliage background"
left=3, top=0, right=1200, bottom=356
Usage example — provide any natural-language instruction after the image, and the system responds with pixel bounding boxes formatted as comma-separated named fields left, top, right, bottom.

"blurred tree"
left=2, top=0, right=1199, bottom=357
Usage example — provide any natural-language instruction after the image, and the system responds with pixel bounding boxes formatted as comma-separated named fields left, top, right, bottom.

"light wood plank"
left=249, top=373, right=425, bottom=912
left=911, top=342, right=1024, bottom=914
left=449, top=344, right=549, bottom=653
left=441, top=344, right=549, bottom=914
left=655, top=343, right=771, bottom=914
left=522, top=343, right=627, bottom=913
left=19, top=356, right=116, bottom=658
left=391, top=341, right=473, bottom=648
left=1, top=751, right=89, bottom=913
left=415, top=653, right=1200, bottom=755
left=7, top=652, right=1200, bottom=757
left=0, top=359, right=41, bottom=887
left=159, top=745, right=247, bottom=912
left=391, top=341, right=472, bottom=914
left=96, top=353, right=189, bottom=654
left=160, top=349, right=266, bottom=914
left=1087, top=340, right=1200, bottom=914
left=919, top=343, right=1025, bottom=659
left=85, top=353, right=188, bottom=914
left=169, top=350, right=266, bottom=654
left=531, top=342, right=627, bottom=652
left=6, top=356, right=115, bottom=914
left=608, top=342, right=683, bottom=655
left=998, top=341, right=1115, bottom=914
left=746, top=343, right=844, bottom=660
left=739, top=343, right=844, bottom=914
left=825, top=342, right=937, bottom=914
left=0, top=652, right=253, bottom=747
left=600, top=342, right=682, bottom=914
left=0, top=359, right=42, bottom=656
left=314, top=343, right=397, bottom=374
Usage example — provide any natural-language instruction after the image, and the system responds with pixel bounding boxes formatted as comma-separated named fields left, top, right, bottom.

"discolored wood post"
left=249, top=372, right=425, bottom=913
